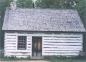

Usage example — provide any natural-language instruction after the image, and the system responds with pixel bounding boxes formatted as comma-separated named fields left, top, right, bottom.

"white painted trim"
left=31, top=36, right=32, bottom=57
left=81, top=34, right=83, bottom=51
left=42, top=36, right=43, bottom=56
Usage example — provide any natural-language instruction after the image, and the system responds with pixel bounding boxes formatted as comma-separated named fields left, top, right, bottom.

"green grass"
left=0, top=57, right=86, bottom=62
left=48, top=57, right=86, bottom=62
left=0, top=52, right=86, bottom=62
left=50, top=59, right=86, bottom=62
left=0, top=56, right=31, bottom=61
left=0, top=49, right=31, bottom=61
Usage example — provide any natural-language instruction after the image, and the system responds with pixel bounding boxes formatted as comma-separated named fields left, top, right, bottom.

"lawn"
left=0, top=56, right=31, bottom=61
left=0, top=51, right=86, bottom=62
left=0, top=57, right=86, bottom=62
left=50, top=59, right=86, bottom=62
left=49, top=57, right=86, bottom=62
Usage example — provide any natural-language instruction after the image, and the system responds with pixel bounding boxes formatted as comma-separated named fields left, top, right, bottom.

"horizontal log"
left=42, top=51, right=80, bottom=53
left=5, top=52, right=31, bottom=56
left=43, top=38, right=82, bottom=41
left=43, top=46, right=82, bottom=51
left=42, top=53, right=79, bottom=55
left=43, top=43, right=82, bottom=46
left=43, top=49, right=82, bottom=52
left=5, top=39, right=16, bottom=42
left=42, top=48, right=82, bottom=50
left=5, top=36, right=16, bottom=39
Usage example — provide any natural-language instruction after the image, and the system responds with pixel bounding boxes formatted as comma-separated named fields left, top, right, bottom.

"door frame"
left=32, top=36, right=42, bottom=57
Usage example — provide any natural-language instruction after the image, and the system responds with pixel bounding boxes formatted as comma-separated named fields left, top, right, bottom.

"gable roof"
left=2, top=8, right=85, bottom=32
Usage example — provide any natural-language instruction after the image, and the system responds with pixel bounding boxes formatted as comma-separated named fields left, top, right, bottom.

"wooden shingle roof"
left=2, top=8, right=85, bottom=32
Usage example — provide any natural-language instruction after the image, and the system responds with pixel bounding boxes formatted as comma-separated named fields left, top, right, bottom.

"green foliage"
left=36, top=0, right=60, bottom=8
left=36, top=0, right=78, bottom=9
left=46, top=56, right=86, bottom=62
left=76, top=0, right=86, bottom=27
left=0, top=56, right=31, bottom=61
left=17, top=0, right=33, bottom=8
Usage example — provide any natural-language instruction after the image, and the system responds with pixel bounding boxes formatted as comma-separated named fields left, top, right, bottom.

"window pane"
left=17, top=36, right=27, bottom=50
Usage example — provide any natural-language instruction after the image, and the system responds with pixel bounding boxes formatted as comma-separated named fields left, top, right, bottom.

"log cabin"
left=2, top=1, right=86, bottom=58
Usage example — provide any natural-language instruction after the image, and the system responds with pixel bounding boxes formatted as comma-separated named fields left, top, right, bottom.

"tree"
left=76, top=0, right=86, bottom=27
left=36, top=0, right=78, bottom=9
left=36, top=0, right=63, bottom=8
left=17, top=0, right=33, bottom=8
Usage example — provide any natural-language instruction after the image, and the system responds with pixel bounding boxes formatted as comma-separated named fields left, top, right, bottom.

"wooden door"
left=32, top=37, right=42, bottom=57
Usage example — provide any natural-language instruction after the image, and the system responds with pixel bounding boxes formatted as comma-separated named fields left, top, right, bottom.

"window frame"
left=17, top=36, right=27, bottom=50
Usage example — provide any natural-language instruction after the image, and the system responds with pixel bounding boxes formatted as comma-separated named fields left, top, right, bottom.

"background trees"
left=17, top=0, right=33, bottom=8
left=36, top=0, right=77, bottom=8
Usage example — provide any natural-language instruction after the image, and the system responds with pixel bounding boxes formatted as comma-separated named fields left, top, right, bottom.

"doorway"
left=32, top=37, right=42, bottom=57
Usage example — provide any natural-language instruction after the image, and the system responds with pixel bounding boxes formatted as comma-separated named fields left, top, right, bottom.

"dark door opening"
left=32, top=37, right=42, bottom=57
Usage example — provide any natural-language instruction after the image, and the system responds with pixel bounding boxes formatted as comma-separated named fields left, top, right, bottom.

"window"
left=17, top=36, right=27, bottom=50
